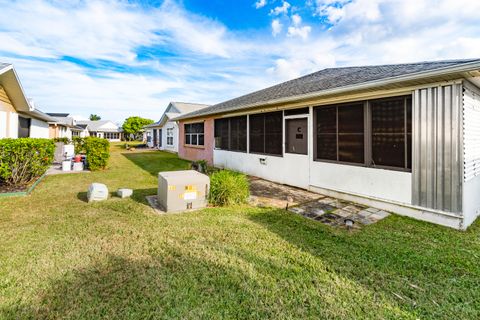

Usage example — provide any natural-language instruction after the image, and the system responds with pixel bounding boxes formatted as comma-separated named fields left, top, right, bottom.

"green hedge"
left=209, top=170, right=249, bottom=206
left=72, top=137, right=85, bottom=154
left=0, top=138, right=55, bottom=185
left=84, top=137, right=110, bottom=171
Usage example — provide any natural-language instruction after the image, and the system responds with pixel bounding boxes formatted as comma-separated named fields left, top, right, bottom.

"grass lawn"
left=0, top=143, right=479, bottom=319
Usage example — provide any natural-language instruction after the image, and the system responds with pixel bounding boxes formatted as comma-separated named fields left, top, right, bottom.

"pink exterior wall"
left=178, top=118, right=214, bottom=165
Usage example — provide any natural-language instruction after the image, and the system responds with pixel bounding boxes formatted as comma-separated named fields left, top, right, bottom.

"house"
left=145, top=102, right=209, bottom=152
left=76, top=120, right=123, bottom=141
left=47, top=113, right=88, bottom=139
left=175, top=59, right=480, bottom=230
left=0, top=63, right=58, bottom=139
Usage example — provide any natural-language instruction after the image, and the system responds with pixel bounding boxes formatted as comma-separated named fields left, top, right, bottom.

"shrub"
left=83, top=137, right=110, bottom=171
left=0, top=138, right=55, bottom=185
left=53, top=137, right=70, bottom=144
left=72, top=137, right=85, bottom=154
left=209, top=170, right=249, bottom=206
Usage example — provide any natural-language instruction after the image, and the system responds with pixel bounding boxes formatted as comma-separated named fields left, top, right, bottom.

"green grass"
left=0, top=143, right=479, bottom=319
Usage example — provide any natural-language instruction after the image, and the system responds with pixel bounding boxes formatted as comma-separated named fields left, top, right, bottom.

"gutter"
left=175, top=60, right=480, bottom=120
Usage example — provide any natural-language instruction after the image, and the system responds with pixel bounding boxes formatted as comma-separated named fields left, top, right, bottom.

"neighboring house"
left=145, top=102, right=209, bottom=152
left=76, top=120, right=123, bottom=141
left=176, top=59, right=480, bottom=230
left=0, top=63, right=57, bottom=139
left=47, top=113, right=88, bottom=139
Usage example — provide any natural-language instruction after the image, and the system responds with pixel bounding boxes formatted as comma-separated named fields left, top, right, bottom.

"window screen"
left=184, top=122, right=204, bottom=146
left=249, top=111, right=283, bottom=156
left=315, top=103, right=364, bottom=164
left=371, top=96, right=412, bottom=169
left=214, top=116, right=247, bottom=152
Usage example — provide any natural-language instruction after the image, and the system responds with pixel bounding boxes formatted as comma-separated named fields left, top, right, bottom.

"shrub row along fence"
left=0, top=138, right=55, bottom=186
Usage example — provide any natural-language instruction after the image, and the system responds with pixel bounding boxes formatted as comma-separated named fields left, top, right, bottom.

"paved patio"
left=249, top=176, right=390, bottom=229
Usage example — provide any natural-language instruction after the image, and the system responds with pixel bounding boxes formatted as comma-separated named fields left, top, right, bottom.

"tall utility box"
left=157, top=170, right=210, bottom=212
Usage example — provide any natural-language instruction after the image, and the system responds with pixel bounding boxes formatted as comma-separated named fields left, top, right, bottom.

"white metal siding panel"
left=412, top=84, right=463, bottom=214
left=463, top=86, right=480, bottom=181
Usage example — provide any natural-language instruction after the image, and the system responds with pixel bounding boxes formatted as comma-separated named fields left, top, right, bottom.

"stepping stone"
left=333, top=209, right=351, bottom=218
left=117, top=188, right=133, bottom=198
left=87, top=183, right=108, bottom=202
left=357, top=209, right=373, bottom=218
left=371, top=210, right=391, bottom=220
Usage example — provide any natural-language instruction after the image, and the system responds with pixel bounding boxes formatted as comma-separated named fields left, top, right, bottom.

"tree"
left=122, top=116, right=154, bottom=141
left=89, top=114, right=101, bottom=121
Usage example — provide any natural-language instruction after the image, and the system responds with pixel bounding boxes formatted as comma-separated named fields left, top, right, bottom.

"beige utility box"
left=157, top=170, right=210, bottom=212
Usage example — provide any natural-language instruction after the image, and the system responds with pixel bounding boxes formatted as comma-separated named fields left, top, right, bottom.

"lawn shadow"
left=247, top=209, right=480, bottom=319
left=77, top=191, right=88, bottom=202
left=0, top=252, right=267, bottom=319
left=122, top=152, right=191, bottom=177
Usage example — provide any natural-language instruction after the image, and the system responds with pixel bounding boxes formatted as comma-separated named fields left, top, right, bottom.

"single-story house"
left=0, top=63, right=57, bottom=139
left=76, top=120, right=123, bottom=141
left=47, top=113, right=89, bottom=139
left=145, top=102, right=209, bottom=152
left=175, top=59, right=480, bottom=230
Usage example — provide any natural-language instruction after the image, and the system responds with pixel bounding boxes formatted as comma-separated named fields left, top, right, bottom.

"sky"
left=1, top=0, right=480, bottom=123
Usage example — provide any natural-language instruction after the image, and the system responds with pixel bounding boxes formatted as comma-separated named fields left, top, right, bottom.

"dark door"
left=153, top=129, right=158, bottom=147
left=285, top=118, right=308, bottom=155
left=18, top=116, right=31, bottom=138
left=159, top=129, right=162, bottom=147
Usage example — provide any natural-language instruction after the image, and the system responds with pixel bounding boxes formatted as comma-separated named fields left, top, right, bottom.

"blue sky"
left=0, top=0, right=479, bottom=122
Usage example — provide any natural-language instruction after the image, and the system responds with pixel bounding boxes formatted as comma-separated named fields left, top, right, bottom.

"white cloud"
left=286, top=14, right=311, bottom=40
left=291, top=14, right=302, bottom=26
left=255, top=0, right=267, bottom=9
left=270, top=1, right=291, bottom=15
left=287, top=25, right=312, bottom=40
left=271, top=19, right=283, bottom=36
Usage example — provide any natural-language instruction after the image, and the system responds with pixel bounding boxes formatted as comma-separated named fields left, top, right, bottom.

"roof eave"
left=176, top=60, right=480, bottom=120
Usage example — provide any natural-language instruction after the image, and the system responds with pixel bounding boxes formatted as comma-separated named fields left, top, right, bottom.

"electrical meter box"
left=157, top=170, right=210, bottom=212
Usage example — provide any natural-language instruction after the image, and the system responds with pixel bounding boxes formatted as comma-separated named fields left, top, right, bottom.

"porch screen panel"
left=214, top=116, right=247, bottom=152
left=315, top=106, right=337, bottom=160
left=412, top=84, right=463, bottom=213
left=249, top=111, right=282, bottom=155
left=338, top=103, right=364, bottom=163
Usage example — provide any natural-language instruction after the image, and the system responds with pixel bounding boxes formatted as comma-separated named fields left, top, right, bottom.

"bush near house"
left=72, top=137, right=85, bottom=154
left=83, top=137, right=110, bottom=171
left=209, top=170, right=249, bottom=206
left=0, top=138, right=54, bottom=186
left=53, top=137, right=70, bottom=144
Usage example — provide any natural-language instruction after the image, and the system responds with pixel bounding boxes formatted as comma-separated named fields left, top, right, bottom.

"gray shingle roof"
left=177, top=59, right=480, bottom=119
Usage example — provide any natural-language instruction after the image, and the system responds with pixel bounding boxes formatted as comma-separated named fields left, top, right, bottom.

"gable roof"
left=145, top=101, right=210, bottom=128
left=170, top=102, right=210, bottom=114
left=76, top=120, right=121, bottom=132
left=0, top=62, right=31, bottom=113
left=176, top=59, right=480, bottom=120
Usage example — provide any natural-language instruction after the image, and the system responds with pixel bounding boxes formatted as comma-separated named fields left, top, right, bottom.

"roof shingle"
left=178, top=59, right=480, bottom=119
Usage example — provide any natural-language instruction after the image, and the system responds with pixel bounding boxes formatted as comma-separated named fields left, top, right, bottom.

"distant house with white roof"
left=145, top=102, right=209, bottom=152
left=76, top=120, right=123, bottom=141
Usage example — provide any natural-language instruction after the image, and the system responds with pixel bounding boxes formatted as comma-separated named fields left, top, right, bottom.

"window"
left=214, top=116, right=247, bottom=152
left=104, top=132, right=119, bottom=140
left=166, top=128, right=174, bottom=145
left=371, top=96, right=412, bottom=169
left=18, top=116, right=30, bottom=138
left=249, top=111, right=282, bottom=156
left=185, top=122, right=204, bottom=146
left=314, top=96, right=412, bottom=171
left=315, top=103, right=364, bottom=164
